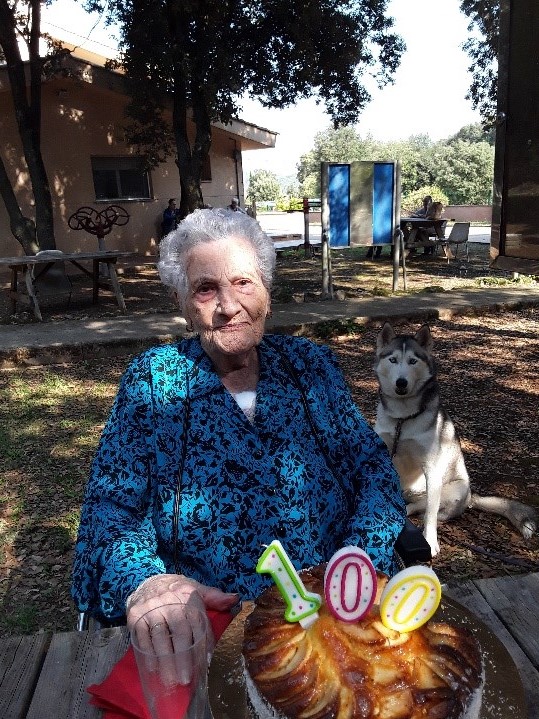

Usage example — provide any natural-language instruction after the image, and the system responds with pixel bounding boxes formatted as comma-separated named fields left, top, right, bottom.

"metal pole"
left=320, top=164, right=333, bottom=298
left=303, top=197, right=311, bottom=257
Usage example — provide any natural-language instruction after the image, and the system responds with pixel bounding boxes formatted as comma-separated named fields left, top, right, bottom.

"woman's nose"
left=216, top=287, right=240, bottom=315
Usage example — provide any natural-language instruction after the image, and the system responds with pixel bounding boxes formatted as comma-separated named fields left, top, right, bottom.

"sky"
left=42, top=0, right=482, bottom=183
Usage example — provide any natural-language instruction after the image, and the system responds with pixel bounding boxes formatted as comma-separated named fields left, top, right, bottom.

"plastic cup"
left=131, top=603, right=210, bottom=719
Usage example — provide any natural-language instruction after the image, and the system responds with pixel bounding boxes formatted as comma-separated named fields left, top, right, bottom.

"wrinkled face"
left=376, top=339, right=432, bottom=397
left=182, top=237, right=270, bottom=362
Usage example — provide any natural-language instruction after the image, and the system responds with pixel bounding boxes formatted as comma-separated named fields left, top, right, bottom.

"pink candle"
left=324, top=547, right=378, bottom=623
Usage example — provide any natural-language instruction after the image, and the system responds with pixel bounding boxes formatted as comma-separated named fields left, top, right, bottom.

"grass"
left=0, top=246, right=537, bottom=634
left=0, top=363, right=123, bottom=633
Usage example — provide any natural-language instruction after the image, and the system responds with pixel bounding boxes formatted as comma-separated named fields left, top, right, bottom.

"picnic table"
left=0, top=250, right=136, bottom=321
left=400, top=216, right=448, bottom=250
left=1, top=572, right=538, bottom=718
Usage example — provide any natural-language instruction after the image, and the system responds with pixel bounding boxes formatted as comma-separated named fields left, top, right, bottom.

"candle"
left=379, top=566, right=442, bottom=632
left=324, top=547, right=378, bottom=622
left=257, top=540, right=322, bottom=627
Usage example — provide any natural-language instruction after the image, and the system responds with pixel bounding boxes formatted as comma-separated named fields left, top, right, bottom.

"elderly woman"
left=72, top=208, right=406, bottom=635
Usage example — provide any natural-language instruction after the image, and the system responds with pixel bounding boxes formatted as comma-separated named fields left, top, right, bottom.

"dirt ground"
left=0, top=242, right=538, bottom=634
left=1, top=240, right=534, bottom=325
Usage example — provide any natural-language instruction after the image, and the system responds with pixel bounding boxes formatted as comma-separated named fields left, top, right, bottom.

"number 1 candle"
left=257, top=540, right=322, bottom=628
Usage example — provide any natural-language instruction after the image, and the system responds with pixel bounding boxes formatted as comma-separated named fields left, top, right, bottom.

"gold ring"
left=150, top=621, right=165, bottom=633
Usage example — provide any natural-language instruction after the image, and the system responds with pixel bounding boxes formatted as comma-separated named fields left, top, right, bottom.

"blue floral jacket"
left=71, top=335, right=406, bottom=621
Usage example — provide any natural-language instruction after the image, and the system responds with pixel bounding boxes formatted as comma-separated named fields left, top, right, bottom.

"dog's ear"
left=377, top=322, right=395, bottom=350
left=414, top=324, right=433, bottom=350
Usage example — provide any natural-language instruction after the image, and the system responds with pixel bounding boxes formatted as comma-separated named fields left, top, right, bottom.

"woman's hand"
left=126, top=574, right=239, bottom=684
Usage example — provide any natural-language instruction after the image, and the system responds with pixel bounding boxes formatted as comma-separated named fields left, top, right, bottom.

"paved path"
left=2, top=285, right=539, bottom=367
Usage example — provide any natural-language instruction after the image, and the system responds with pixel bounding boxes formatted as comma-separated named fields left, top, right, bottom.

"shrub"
left=275, top=196, right=304, bottom=212
left=401, top=186, right=449, bottom=215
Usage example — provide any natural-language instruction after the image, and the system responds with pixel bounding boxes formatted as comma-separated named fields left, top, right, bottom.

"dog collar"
left=391, top=410, right=423, bottom=458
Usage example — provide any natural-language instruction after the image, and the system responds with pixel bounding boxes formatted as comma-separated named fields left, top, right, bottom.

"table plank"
left=25, top=627, right=129, bottom=719
left=0, top=633, right=50, bottom=719
left=446, top=577, right=539, bottom=719
left=473, top=573, right=539, bottom=666
left=0, top=251, right=135, bottom=267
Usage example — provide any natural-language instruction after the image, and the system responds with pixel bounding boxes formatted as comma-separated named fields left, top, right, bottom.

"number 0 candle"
left=379, top=566, right=441, bottom=632
left=324, top=547, right=378, bottom=623
left=257, top=540, right=322, bottom=628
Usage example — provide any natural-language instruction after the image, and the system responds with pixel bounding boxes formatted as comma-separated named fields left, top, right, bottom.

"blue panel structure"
left=328, top=164, right=350, bottom=247
left=372, top=162, right=395, bottom=245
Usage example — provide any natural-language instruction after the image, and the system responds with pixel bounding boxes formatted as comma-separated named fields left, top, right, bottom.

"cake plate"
left=208, top=597, right=526, bottom=719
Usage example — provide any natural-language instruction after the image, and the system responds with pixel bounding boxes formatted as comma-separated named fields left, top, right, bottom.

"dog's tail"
left=470, top=494, right=537, bottom=538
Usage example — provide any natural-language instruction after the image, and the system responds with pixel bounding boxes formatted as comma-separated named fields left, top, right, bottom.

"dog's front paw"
left=423, top=528, right=440, bottom=557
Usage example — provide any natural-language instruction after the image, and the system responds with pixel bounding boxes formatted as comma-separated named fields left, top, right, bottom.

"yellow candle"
left=379, top=566, right=441, bottom=632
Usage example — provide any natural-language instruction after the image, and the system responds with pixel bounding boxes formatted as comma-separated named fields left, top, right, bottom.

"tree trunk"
left=172, top=83, right=206, bottom=219
left=0, top=0, right=56, bottom=251
left=166, top=2, right=210, bottom=219
left=0, top=156, right=39, bottom=254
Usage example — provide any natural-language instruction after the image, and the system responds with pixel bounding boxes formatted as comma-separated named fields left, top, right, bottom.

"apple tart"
left=243, top=565, right=483, bottom=719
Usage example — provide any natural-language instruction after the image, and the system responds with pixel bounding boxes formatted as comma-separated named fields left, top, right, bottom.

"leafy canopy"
left=294, top=123, right=494, bottom=204
left=460, top=0, right=499, bottom=125
left=247, top=170, right=282, bottom=204
left=88, top=0, right=405, bottom=166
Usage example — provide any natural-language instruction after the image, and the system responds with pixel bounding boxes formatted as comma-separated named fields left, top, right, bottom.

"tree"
left=431, top=140, right=494, bottom=204
left=297, top=125, right=370, bottom=197
left=447, top=122, right=495, bottom=146
left=90, top=0, right=405, bottom=217
left=0, top=0, right=59, bottom=252
left=247, top=170, right=281, bottom=204
left=297, top=127, right=435, bottom=197
left=460, top=0, right=500, bottom=125
left=296, top=124, right=494, bottom=205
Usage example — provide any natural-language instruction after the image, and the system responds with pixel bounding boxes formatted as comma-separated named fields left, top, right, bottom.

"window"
left=91, top=156, right=151, bottom=200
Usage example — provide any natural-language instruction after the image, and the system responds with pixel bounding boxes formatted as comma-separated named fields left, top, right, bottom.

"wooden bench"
left=0, top=250, right=136, bottom=321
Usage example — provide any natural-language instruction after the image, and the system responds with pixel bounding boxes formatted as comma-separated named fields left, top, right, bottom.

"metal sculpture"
left=68, top=205, right=130, bottom=250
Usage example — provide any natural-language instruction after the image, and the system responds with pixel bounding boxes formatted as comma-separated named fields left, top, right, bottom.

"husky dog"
left=374, top=322, right=537, bottom=557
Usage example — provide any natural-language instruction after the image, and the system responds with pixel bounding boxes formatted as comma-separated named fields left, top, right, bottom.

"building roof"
left=0, top=43, right=277, bottom=152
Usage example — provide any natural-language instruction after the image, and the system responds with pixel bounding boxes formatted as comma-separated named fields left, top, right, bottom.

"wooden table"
left=0, top=251, right=135, bottom=321
left=1, top=572, right=538, bottom=718
left=400, top=216, right=448, bottom=249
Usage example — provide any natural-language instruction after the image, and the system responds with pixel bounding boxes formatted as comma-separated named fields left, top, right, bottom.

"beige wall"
left=0, top=76, right=246, bottom=257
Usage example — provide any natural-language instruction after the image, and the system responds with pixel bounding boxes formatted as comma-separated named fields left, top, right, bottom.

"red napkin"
left=87, top=610, right=234, bottom=719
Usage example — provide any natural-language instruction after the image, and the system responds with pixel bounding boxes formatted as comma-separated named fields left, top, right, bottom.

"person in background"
left=72, top=208, right=406, bottom=649
left=227, top=197, right=247, bottom=213
left=161, top=198, right=180, bottom=237
left=411, top=195, right=432, bottom=218
left=418, top=200, right=446, bottom=255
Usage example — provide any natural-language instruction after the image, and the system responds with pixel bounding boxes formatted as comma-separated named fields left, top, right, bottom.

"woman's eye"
left=194, top=284, right=215, bottom=297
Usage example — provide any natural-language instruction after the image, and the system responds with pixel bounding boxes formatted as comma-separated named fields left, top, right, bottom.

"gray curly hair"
left=157, top=208, right=276, bottom=302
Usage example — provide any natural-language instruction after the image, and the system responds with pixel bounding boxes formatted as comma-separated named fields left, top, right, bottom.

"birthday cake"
left=243, top=565, right=484, bottom=719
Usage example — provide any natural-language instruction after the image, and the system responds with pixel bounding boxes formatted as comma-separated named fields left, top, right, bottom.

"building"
left=0, top=45, right=277, bottom=257
left=491, top=1, right=539, bottom=275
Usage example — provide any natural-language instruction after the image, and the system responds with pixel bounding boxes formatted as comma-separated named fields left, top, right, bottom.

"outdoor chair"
left=442, top=222, right=470, bottom=263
